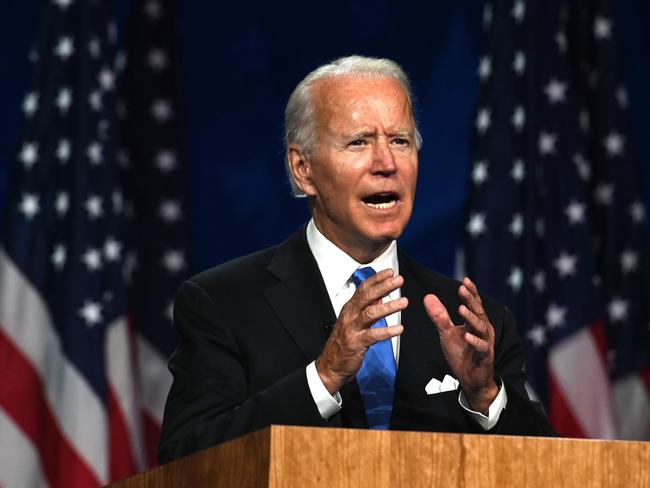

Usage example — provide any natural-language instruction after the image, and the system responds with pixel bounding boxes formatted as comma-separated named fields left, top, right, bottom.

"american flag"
left=464, top=0, right=650, bottom=439
left=0, top=0, right=190, bottom=486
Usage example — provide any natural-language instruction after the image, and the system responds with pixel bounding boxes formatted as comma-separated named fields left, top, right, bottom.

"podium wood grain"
left=109, top=425, right=650, bottom=487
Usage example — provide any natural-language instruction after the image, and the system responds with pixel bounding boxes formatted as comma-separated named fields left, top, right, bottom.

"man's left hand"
left=423, top=277, right=498, bottom=414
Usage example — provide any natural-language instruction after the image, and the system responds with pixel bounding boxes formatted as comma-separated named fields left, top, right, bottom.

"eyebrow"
left=344, top=129, right=414, bottom=140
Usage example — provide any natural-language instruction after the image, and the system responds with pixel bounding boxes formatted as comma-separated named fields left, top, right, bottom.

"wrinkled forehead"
left=311, top=75, right=414, bottom=128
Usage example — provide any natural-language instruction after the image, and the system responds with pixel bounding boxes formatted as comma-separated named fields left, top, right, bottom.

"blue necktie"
left=351, top=267, right=396, bottom=430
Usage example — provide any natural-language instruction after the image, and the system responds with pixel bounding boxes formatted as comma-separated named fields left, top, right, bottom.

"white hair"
left=284, top=55, right=422, bottom=196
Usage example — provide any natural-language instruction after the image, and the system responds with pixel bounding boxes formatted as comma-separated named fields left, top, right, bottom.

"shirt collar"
left=306, top=219, right=399, bottom=300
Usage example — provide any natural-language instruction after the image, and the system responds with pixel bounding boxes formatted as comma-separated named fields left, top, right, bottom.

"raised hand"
left=423, top=277, right=498, bottom=413
left=315, top=269, right=407, bottom=395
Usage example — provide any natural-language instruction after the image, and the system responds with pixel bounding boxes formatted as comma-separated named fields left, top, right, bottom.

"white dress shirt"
left=304, top=219, right=506, bottom=430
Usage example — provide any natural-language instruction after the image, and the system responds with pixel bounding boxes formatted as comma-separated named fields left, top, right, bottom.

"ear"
left=286, top=144, right=317, bottom=196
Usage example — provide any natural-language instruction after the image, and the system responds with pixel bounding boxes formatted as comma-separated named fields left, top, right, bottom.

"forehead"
left=311, top=75, right=413, bottom=129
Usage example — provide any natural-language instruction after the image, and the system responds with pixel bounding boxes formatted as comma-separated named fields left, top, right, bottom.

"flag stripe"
left=547, top=373, right=586, bottom=438
left=136, top=333, right=172, bottom=425
left=613, top=374, right=650, bottom=440
left=0, top=408, right=49, bottom=488
left=108, top=385, right=137, bottom=482
left=0, top=330, right=100, bottom=487
left=0, top=249, right=107, bottom=483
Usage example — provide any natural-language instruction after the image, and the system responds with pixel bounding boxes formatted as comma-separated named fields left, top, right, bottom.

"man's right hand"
left=315, top=269, right=407, bottom=395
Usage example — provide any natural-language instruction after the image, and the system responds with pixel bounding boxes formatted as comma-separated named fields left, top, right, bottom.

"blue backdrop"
left=1, top=0, right=649, bottom=277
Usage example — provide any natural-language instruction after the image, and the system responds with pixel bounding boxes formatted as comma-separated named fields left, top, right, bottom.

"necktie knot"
left=351, top=266, right=377, bottom=287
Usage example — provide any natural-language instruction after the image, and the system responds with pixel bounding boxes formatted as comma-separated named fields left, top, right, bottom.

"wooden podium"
left=109, top=425, right=650, bottom=487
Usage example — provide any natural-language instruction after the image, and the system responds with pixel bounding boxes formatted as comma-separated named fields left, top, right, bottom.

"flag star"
left=620, top=249, right=639, bottom=273
left=98, top=67, right=115, bottom=91
left=543, top=78, right=568, bottom=104
left=511, top=159, right=525, bottom=182
left=19, top=142, right=39, bottom=169
left=53, top=0, right=73, bottom=8
left=511, top=105, right=525, bottom=131
left=112, top=191, right=124, bottom=214
left=532, top=270, right=546, bottom=293
left=511, top=0, right=525, bottom=22
left=565, top=201, right=586, bottom=225
left=603, top=132, right=625, bottom=157
left=84, top=195, right=104, bottom=219
left=28, top=49, right=39, bottom=63
left=159, top=200, right=183, bottom=223
left=475, top=108, right=491, bottom=134
left=471, top=161, right=489, bottom=185
left=554, top=252, right=578, bottom=278
left=104, top=237, right=122, bottom=262
left=82, top=248, right=103, bottom=271
left=162, top=250, right=186, bottom=274
left=55, top=87, right=73, bottom=113
left=555, top=31, right=567, bottom=52
left=538, top=131, right=557, bottom=155
left=55, top=191, right=69, bottom=217
left=594, top=16, right=612, bottom=40
left=573, top=153, right=591, bottom=181
left=594, top=183, right=614, bottom=206
left=87, top=37, right=101, bottom=58
left=509, top=213, right=524, bottom=237
left=483, top=3, right=493, bottom=29
left=148, top=48, right=169, bottom=70
left=607, top=297, right=629, bottom=323
left=466, top=213, right=487, bottom=237
left=107, top=22, right=117, bottom=44
left=155, top=150, right=178, bottom=172
left=546, top=303, right=567, bottom=329
left=79, top=300, right=102, bottom=327
left=151, top=99, right=174, bottom=122
left=18, top=193, right=40, bottom=220
left=579, top=109, right=590, bottom=132
left=86, top=141, right=103, bottom=164
left=478, top=56, right=491, bottom=82
left=22, top=92, right=39, bottom=117
left=527, top=324, right=546, bottom=347
left=144, top=0, right=163, bottom=18
left=54, top=36, right=74, bottom=60
left=123, top=251, right=138, bottom=284
left=535, top=218, right=545, bottom=237
left=507, top=267, right=523, bottom=292
left=115, top=52, right=126, bottom=73
left=616, top=87, right=628, bottom=108
left=51, top=244, right=66, bottom=270
left=629, top=201, right=646, bottom=223
left=513, top=51, right=526, bottom=75
left=89, top=89, right=102, bottom=111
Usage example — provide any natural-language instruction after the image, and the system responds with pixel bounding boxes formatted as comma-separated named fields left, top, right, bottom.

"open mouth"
left=362, top=192, right=399, bottom=209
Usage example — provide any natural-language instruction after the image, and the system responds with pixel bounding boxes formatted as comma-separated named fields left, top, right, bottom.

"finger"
left=423, top=294, right=454, bottom=333
left=353, top=272, right=404, bottom=310
left=361, top=324, right=404, bottom=346
left=359, top=297, right=409, bottom=329
left=458, top=304, right=489, bottom=339
left=464, top=331, right=490, bottom=353
left=458, top=277, right=486, bottom=318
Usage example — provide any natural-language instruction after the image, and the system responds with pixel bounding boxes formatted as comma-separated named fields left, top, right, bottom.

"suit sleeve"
left=158, top=280, right=327, bottom=464
left=489, top=306, right=556, bottom=436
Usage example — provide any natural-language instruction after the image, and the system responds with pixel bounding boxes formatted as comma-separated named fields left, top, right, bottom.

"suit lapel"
left=264, top=227, right=336, bottom=362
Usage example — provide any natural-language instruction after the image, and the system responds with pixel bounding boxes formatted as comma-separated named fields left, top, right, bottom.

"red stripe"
left=0, top=328, right=101, bottom=488
left=548, top=371, right=586, bottom=438
left=108, top=385, right=137, bottom=482
left=588, top=318, right=608, bottom=363
left=640, top=367, right=650, bottom=392
left=143, top=411, right=161, bottom=468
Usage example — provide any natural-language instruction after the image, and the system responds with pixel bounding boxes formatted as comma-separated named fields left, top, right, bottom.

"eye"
left=349, top=139, right=367, bottom=146
left=392, top=137, right=410, bottom=145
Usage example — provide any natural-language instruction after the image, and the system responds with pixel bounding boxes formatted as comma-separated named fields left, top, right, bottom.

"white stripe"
left=136, top=334, right=172, bottom=424
left=0, top=407, right=49, bottom=488
left=613, top=374, right=650, bottom=440
left=0, top=249, right=108, bottom=483
left=549, top=326, right=616, bottom=438
left=106, top=318, right=146, bottom=471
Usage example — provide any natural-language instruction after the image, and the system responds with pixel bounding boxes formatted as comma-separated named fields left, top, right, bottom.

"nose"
left=371, top=138, right=397, bottom=175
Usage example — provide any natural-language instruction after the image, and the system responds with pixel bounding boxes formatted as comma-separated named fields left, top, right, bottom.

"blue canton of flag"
left=0, top=0, right=191, bottom=486
left=464, top=0, right=650, bottom=439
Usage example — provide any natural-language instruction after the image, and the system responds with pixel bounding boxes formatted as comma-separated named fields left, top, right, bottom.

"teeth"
left=366, top=200, right=396, bottom=209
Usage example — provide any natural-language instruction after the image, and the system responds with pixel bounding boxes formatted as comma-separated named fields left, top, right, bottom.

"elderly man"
left=159, top=56, right=554, bottom=463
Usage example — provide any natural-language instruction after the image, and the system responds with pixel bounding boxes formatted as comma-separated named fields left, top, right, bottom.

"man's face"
left=292, top=75, right=418, bottom=262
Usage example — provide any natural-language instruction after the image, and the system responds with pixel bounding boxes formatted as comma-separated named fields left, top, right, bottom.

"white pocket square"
left=425, top=374, right=459, bottom=395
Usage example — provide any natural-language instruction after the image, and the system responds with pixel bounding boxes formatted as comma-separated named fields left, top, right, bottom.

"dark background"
left=1, top=0, right=649, bottom=277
